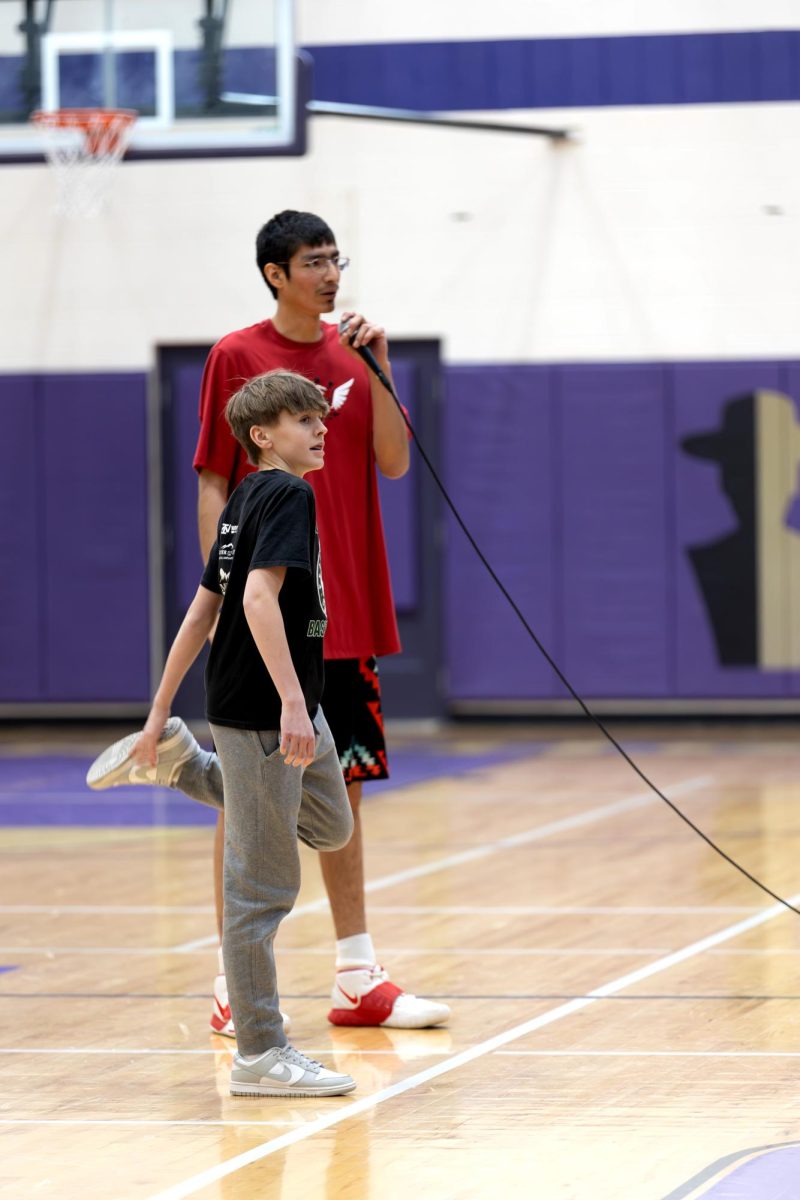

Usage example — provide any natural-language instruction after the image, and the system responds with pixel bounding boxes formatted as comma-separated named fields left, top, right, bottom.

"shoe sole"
left=380, top=1010, right=450, bottom=1029
left=86, top=732, right=141, bottom=789
left=328, top=1007, right=449, bottom=1029
left=86, top=724, right=192, bottom=790
left=230, top=1080, right=356, bottom=1097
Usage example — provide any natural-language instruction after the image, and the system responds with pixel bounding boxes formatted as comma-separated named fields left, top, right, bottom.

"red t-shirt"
left=193, top=319, right=401, bottom=660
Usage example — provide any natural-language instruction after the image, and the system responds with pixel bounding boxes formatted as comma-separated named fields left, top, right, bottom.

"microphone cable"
left=347, top=333, right=800, bottom=920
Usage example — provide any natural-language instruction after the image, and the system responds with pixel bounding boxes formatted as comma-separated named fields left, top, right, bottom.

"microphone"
left=338, top=317, right=395, bottom=396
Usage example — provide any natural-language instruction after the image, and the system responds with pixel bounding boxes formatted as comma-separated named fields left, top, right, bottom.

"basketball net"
left=31, top=108, right=137, bottom=218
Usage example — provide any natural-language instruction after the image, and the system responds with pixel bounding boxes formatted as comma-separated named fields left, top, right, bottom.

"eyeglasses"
left=275, top=255, right=350, bottom=275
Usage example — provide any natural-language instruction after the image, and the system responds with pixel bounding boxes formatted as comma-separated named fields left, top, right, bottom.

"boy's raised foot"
left=328, top=965, right=451, bottom=1028
left=230, top=1045, right=356, bottom=1097
left=86, top=717, right=199, bottom=790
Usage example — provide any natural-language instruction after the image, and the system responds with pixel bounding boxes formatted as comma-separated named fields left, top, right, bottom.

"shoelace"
left=281, top=1045, right=324, bottom=1073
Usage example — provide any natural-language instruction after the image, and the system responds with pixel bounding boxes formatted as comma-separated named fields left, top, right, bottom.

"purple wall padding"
left=559, top=365, right=671, bottom=695
left=41, top=375, right=150, bottom=701
left=444, top=366, right=559, bottom=698
left=376, top=358, right=417, bottom=612
left=7, top=358, right=800, bottom=708
left=0, top=377, right=41, bottom=700
left=673, top=361, right=792, bottom=696
left=444, top=360, right=800, bottom=702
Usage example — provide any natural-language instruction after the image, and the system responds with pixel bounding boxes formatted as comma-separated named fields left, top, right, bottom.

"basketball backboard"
left=0, top=0, right=303, bottom=161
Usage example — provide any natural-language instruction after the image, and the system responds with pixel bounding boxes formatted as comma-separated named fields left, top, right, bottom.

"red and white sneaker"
left=328, top=965, right=450, bottom=1028
left=210, top=974, right=291, bottom=1038
left=210, top=973, right=236, bottom=1037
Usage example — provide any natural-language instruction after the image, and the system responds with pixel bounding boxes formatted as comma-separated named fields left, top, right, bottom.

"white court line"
left=248, top=946, right=678, bottom=956
left=366, top=905, right=762, bottom=915
left=0, top=1048, right=222, bottom=1055
left=145, top=895, right=800, bottom=1200
left=0, top=947, right=206, bottom=956
left=0, top=793, right=181, bottom=802
left=496, top=1050, right=800, bottom=1058
left=245, top=945, right=681, bottom=957
left=0, top=1047, right=448, bottom=1056
left=170, top=775, right=712, bottom=952
left=0, top=905, right=214, bottom=915
left=0, top=945, right=675, bottom=956
left=8, top=1045, right=800, bottom=1061
left=8, top=944, right=800, bottom=958
left=0, top=1118, right=299, bottom=1128
left=0, top=901, right=758, bottom=918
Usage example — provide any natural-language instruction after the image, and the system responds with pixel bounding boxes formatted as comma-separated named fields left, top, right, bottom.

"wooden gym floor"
left=2, top=720, right=800, bottom=1200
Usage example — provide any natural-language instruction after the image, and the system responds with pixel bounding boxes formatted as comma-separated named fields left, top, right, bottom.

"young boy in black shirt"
left=129, top=369, right=355, bottom=1097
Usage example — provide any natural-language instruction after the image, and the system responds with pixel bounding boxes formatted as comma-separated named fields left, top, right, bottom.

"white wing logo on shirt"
left=330, top=378, right=355, bottom=411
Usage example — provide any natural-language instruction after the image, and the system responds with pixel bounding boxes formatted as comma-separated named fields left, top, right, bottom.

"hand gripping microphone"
left=338, top=317, right=395, bottom=397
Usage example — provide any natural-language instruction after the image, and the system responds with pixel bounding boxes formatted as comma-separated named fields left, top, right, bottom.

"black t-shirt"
left=201, top=469, right=327, bottom=729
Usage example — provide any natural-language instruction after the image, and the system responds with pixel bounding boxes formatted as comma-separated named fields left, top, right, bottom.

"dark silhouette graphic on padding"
left=681, top=395, right=758, bottom=666
left=682, top=390, right=800, bottom=668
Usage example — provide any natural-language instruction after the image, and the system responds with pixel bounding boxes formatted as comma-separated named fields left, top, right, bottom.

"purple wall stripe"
left=4, top=32, right=800, bottom=129
left=444, top=365, right=559, bottom=699
left=559, top=364, right=671, bottom=696
left=303, top=32, right=800, bottom=112
left=0, top=377, right=41, bottom=701
left=40, top=375, right=151, bottom=702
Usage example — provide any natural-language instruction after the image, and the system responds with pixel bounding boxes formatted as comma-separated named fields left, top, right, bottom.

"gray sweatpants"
left=209, top=709, right=353, bottom=1056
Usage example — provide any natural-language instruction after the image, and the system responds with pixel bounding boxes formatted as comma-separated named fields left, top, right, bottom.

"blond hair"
left=225, top=369, right=330, bottom=465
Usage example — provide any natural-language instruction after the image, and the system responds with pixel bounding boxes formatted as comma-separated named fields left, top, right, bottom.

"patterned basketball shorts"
left=321, top=656, right=389, bottom=784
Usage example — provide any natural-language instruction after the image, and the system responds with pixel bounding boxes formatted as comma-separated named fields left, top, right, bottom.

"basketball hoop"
left=31, top=108, right=137, bottom=218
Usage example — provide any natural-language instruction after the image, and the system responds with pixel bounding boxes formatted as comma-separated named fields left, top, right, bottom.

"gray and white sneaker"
left=230, top=1045, right=356, bottom=1098
left=86, top=717, right=199, bottom=790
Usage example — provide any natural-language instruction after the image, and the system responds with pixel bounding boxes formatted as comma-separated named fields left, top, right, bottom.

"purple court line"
left=663, top=1143, right=800, bottom=1199
left=0, top=743, right=543, bottom=827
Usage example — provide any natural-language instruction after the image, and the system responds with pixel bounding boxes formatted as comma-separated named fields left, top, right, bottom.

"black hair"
left=255, top=210, right=336, bottom=298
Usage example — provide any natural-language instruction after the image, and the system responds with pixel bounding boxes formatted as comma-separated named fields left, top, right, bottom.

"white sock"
left=336, top=933, right=376, bottom=970
left=217, top=946, right=224, bottom=975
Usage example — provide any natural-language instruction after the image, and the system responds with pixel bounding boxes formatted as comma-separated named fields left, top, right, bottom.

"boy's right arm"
left=133, top=584, right=222, bottom=767
left=243, top=566, right=316, bottom=769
